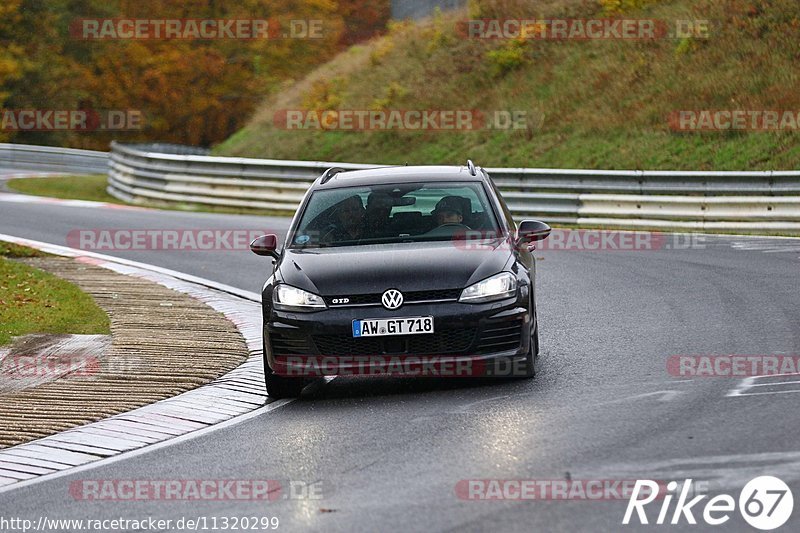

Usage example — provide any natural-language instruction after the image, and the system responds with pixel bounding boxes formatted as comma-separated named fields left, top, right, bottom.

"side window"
left=490, top=180, right=516, bottom=231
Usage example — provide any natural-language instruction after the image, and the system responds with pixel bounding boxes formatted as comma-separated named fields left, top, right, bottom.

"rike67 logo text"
left=624, top=477, right=793, bottom=530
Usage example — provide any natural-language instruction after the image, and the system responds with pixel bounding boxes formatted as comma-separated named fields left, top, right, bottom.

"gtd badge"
left=331, top=297, right=350, bottom=305
left=381, top=289, right=403, bottom=310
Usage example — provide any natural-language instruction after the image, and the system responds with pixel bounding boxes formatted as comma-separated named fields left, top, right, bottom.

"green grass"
left=0, top=244, right=110, bottom=346
left=7, top=175, right=119, bottom=203
left=0, top=242, right=49, bottom=258
left=6, top=175, right=286, bottom=217
left=214, top=0, right=800, bottom=171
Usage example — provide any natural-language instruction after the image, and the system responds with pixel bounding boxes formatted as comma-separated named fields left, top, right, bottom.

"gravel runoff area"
left=0, top=256, right=250, bottom=448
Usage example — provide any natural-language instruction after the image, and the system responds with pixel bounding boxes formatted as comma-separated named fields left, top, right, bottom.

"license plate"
left=352, top=317, right=434, bottom=337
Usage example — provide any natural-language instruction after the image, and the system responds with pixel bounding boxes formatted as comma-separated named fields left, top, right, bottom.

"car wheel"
left=518, top=323, right=538, bottom=379
left=264, top=368, right=306, bottom=399
left=262, top=329, right=307, bottom=398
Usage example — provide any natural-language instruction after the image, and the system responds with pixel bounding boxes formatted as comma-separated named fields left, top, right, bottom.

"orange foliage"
left=1, top=0, right=388, bottom=149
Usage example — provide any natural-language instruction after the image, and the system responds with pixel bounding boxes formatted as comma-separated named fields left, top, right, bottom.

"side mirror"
left=250, top=234, right=279, bottom=259
left=517, top=220, right=551, bottom=245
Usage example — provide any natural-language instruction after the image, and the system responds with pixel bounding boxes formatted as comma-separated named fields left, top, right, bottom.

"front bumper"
left=264, top=297, right=532, bottom=377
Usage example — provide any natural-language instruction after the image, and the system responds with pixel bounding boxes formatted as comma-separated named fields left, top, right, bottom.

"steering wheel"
left=423, top=223, right=472, bottom=238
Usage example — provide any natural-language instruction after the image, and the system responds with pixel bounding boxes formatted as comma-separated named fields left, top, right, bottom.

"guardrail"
left=0, top=143, right=109, bottom=175
left=107, top=142, right=800, bottom=233
left=107, top=142, right=372, bottom=212
left=3, top=142, right=796, bottom=233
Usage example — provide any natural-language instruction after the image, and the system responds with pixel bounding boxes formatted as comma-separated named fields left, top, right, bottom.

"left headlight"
left=459, top=272, right=518, bottom=304
left=273, top=284, right=327, bottom=312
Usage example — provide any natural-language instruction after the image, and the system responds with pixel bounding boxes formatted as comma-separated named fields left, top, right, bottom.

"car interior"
left=300, top=194, right=495, bottom=243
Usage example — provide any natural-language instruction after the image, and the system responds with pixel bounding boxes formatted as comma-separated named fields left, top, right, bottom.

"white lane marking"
left=0, top=234, right=301, bottom=494
left=600, top=390, right=684, bottom=405
left=727, top=373, right=800, bottom=397
left=0, top=191, right=149, bottom=211
left=731, top=240, right=800, bottom=252
left=0, top=171, right=68, bottom=180
left=729, top=237, right=800, bottom=259
left=584, top=450, right=800, bottom=491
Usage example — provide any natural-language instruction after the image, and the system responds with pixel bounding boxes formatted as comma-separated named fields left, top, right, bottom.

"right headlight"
left=273, top=284, right=327, bottom=312
left=459, top=272, right=517, bottom=304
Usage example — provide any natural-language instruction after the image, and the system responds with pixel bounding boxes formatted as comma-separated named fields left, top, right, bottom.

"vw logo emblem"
left=381, top=289, right=404, bottom=310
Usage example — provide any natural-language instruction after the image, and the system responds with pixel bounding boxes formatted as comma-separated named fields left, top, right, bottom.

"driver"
left=321, top=195, right=365, bottom=244
left=432, top=196, right=467, bottom=227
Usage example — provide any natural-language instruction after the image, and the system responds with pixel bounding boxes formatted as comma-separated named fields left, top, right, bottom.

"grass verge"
left=6, top=175, right=286, bottom=217
left=0, top=243, right=110, bottom=346
left=6, top=175, right=119, bottom=203
left=214, top=0, right=800, bottom=171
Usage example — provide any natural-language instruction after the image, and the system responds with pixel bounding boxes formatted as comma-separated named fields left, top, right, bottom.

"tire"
left=518, top=323, right=538, bottom=379
left=262, top=340, right=306, bottom=398
left=264, top=368, right=306, bottom=399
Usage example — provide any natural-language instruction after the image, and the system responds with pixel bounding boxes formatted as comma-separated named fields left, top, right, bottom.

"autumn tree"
left=1, top=0, right=388, bottom=149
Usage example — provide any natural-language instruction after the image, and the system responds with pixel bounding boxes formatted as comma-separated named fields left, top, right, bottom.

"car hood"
left=278, top=240, right=512, bottom=296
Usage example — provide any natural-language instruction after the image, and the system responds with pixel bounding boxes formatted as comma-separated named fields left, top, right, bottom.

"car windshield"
left=289, top=181, right=501, bottom=248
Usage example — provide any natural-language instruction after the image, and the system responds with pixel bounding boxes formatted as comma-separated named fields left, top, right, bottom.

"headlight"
left=459, top=272, right=517, bottom=303
left=273, top=284, right=326, bottom=311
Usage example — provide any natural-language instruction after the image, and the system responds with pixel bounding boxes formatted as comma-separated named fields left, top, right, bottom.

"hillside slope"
left=215, top=0, right=800, bottom=170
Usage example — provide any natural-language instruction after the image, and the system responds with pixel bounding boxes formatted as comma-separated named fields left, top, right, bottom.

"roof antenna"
left=320, top=167, right=344, bottom=184
left=404, top=161, right=408, bottom=166
left=466, top=159, right=477, bottom=176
